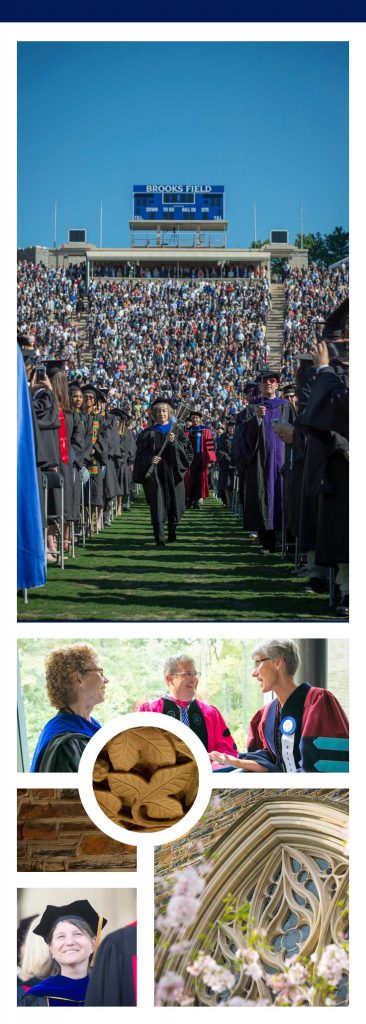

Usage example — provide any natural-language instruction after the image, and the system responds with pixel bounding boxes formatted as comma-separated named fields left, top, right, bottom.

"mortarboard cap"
left=33, top=900, right=107, bottom=941
left=82, top=384, right=98, bottom=400
left=257, top=368, right=281, bottom=382
left=322, top=298, right=349, bottom=341
left=45, top=359, right=66, bottom=381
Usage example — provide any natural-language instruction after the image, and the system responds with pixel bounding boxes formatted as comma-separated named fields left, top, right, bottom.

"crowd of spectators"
left=17, top=259, right=349, bottom=433
left=86, top=276, right=271, bottom=427
left=281, top=262, right=349, bottom=380
left=17, top=261, right=87, bottom=367
left=91, top=261, right=266, bottom=280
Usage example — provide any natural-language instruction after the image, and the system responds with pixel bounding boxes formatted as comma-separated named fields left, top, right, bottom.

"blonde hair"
left=45, top=644, right=98, bottom=709
left=18, top=916, right=49, bottom=982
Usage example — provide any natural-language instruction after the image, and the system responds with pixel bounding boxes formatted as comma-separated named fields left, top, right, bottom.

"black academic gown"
left=115, top=428, right=137, bottom=496
left=133, top=425, right=193, bottom=540
left=103, top=415, right=120, bottom=502
left=217, top=433, right=236, bottom=499
left=61, top=410, right=85, bottom=521
left=298, top=363, right=349, bottom=565
left=85, top=923, right=137, bottom=1007
left=86, top=414, right=108, bottom=507
left=234, top=399, right=295, bottom=532
left=31, top=386, right=60, bottom=469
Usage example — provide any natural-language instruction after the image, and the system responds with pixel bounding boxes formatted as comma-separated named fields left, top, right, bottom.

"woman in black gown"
left=133, top=397, right=193, bottom=547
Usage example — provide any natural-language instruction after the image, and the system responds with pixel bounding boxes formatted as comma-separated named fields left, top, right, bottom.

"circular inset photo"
left=78, top=713, right=212, bottom=848
left=94, top=726, right=199, bottom=832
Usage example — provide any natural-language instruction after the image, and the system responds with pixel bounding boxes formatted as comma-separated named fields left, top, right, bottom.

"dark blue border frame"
left=11, top=1, right=363, bottom=22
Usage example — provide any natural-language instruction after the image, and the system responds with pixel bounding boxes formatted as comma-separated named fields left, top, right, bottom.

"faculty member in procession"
left=185, top=408, right=216, bottom=510
left=133, top=397, right=193, bottom=547
left=210, top=640, right=349, bottom=773
left=233, top=369, right=295, bottom=553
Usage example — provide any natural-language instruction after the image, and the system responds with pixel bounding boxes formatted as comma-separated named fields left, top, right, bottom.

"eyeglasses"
left=173, top=672, right=199, bottom=679
left=253, top=658, right=271, bottom=668
left=81, top=665, right=104, bottom=675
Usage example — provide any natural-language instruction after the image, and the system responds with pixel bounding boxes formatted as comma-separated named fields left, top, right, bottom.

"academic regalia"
left=85, top=923, right=137, bottom=1007
left=116, top=429, right=136, bottom=499
left=31, top=709, right=101, bottom=772
left=234, top=397, right=295, bottom=533
left=103, top=414, right=121, bottom=502
left=31, top=385, right=60, bottom=469
left=138, top=696, right=238, bottom=757
left=20, top=974, right=89, bottom=1006
left=239, top=684, right=349, bottom=773
left=59, top=410, right=85, bottom=521
left=298, top=365, right=349, bottom=566
left=20, top=900, right=107, bottom=1005
left=283, top=366, right=317, bottom=536
left=216, top=432, right=236, bottom=499
left=185, top=426, right=216, bottom=502
left=133, top=423, right=193, bottom=543
left=85, top=412, right=108, bottom=507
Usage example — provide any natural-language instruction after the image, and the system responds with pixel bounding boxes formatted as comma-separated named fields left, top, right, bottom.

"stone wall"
left=17, top=789, right=136, bottom=872
left=155, top=788, right=348, bottom=885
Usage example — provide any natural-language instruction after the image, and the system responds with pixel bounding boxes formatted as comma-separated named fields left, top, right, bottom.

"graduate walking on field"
left=133, top=397, right=193, bottom=547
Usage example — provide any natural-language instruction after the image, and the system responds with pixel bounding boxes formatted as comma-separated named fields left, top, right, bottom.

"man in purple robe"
left=234, top=369, right=295, bottom=553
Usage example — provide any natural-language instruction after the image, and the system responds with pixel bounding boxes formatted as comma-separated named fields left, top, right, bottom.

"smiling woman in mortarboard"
left=133, top=397, right=193, bottom=547
left=19, top=900, right=107, bottom=1006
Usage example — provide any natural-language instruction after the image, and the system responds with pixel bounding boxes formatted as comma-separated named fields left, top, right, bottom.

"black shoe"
left=156, top=540, right=166, bottom=548
left=304, top=577, right=328, bottom=594
left=192, top=502, right=201, bottom=510
left=336, top=594, right=349, bottom=616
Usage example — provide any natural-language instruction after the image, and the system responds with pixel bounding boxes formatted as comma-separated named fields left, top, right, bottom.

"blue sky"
left=17, top=41, right=348, bottom=249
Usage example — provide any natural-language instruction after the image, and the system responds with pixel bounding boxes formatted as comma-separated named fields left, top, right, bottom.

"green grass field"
left=17, top=496, right=339, bottom=622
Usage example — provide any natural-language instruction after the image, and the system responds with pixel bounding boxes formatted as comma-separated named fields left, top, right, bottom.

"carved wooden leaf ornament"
left=93, top=727, right=199, bottom=833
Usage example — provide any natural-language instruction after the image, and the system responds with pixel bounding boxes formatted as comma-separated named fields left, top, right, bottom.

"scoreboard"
left=133, top=185, right=224, bottom=222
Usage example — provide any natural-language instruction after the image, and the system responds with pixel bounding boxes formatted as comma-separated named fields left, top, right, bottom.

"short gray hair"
left=163, top=654, right=196, bottom=677
left=251, top=640, right=300, bottom=676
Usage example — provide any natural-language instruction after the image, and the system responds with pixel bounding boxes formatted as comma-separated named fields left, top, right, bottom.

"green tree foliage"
left=295, top=227, right=348, bottom=267
left=250, top=239, right=269, bottom=249
left=18, top=638, right=261, bottom=763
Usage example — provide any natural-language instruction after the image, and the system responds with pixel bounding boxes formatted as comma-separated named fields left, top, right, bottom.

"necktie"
left=180, top=705, right=190, bottom=727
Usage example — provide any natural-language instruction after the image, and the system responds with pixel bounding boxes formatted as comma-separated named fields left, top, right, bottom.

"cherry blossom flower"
left=155, top=971, right=186, bottom=1005
left=172, top=865, right=206, bottom=899
left=316, top=944, right=349, bottom=985
left=187, top=952, right=235, bottom=993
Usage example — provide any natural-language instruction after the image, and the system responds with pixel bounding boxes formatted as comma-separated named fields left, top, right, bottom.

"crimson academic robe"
left=185, top=427, right=216, bottom=500
left=138, top=696, right=238, bottom=759
left=239, top=683, right=349, bottom=773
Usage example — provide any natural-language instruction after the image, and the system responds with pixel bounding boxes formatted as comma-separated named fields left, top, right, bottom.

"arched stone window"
left=156, top=796, right=348, bottom=1005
